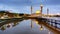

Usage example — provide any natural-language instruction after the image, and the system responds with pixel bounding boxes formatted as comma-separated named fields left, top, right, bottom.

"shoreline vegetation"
left=0, top=10, right=60, bottom=20
left=0, top=10, right=30, bottom=20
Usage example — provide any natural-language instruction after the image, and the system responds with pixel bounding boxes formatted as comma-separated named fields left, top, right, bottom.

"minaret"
left=40, top=4, right=43, bottom=17
left=31, top=6, right=33, bottom=14
left=47, top=8, right=49, bottom=17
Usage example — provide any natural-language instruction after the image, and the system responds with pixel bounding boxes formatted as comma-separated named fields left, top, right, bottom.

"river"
left=0, top=18, right=60, bottom=34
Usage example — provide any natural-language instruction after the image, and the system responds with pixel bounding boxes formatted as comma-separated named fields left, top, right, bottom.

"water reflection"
left=35, top=19, right=60, bottom=34
left=0, top=19, right=24, bottom=31
left=0, top=19, right=59, bottom=34
left=35, top=20, right=43, bottom=31
left=30, top=19, right=54, bottom=34
left=40, top=24, right=43, bottom=31
left=31, top=19, right=33, bottom=29
left=0, top=25, right=6, bottom=31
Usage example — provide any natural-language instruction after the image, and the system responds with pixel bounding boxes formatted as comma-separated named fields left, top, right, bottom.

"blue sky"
left=0, top=0, right=60, bottom=14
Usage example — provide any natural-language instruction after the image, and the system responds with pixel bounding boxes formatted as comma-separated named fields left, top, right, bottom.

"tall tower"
left=47, top=8, right=49, bottom=16
left=31, top=6, right=33, bottom=14
left=40, top=4, right=43, bottom=17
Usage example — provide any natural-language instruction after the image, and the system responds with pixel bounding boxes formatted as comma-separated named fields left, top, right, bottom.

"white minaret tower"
left=40, top=4, right=43, bottom=17
left=31, top=6, right=33, bottom=14
left=47, top=8, right=49, bottom=17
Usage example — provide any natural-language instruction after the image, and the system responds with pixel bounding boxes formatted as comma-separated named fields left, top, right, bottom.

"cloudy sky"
left=0, top=0, right=60, bottom=14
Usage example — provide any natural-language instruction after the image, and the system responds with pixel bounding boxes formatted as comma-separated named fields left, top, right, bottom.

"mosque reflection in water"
left=0, top=19, right=58, bottom=34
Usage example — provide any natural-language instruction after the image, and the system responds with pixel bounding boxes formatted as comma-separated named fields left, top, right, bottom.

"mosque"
left=31, top=4, right=43, bottom=17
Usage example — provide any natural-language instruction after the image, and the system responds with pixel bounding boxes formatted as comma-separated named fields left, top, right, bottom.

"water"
left=0, top=19, right=59, bottom=34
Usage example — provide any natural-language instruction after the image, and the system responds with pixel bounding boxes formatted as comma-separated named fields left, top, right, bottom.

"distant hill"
left=0, top=10, right=10, bottom=13
left=0, top=10, right=30, bottom=16
left=53, top=15, right=60, bottom=17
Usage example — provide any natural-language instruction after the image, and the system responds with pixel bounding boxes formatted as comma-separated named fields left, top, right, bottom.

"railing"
left=46, top=19, right=60, bottom=29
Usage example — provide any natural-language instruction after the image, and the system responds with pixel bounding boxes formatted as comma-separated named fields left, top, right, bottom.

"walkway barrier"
left=44, top=18, right=60, bottom=29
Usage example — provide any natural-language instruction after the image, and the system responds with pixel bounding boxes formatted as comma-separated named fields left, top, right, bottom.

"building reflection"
left=35, top=20, right=44, bottom=31
left=30, top=19, right=44, bottom=30
left=35, top=19, right=53, bottom=34
left=40, top=24, right=43, bottom=31
left=7, top=23, right=11, bottom=28
left=35, top=19, right=60, bottom=34
left=31, top=19, right=33, bottom=29
left=0, top=25, right=6, bottom=31
left=0, top=19, right=24, bottom=31
left=48, top=32, right=50, bottom=34
left=12, top=20, right=19, bottom=27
